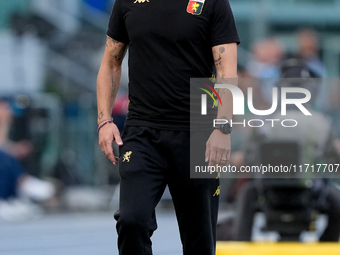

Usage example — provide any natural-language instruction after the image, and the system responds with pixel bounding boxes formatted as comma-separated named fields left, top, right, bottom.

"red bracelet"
left=97, top=119, right=114, bottom=132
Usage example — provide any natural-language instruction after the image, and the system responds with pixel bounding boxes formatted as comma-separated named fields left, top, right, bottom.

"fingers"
left=98, top=123, right=123, bottom=165
left=208, top=149, right=218, bottom=167
left=112, top=126, right=123, bottom=146
left=220, top=150, right=230, bottom=167
left=205, top=144, right=210, bottom=164
left=215, top=148, right=224, bottom=166
left=209, top=148, right=228, bottom=167
left=205, top=145, right=219, bottom=166
left=103, top=138, right=116, bottom=164
left=206, top=142, right=230, bottom=167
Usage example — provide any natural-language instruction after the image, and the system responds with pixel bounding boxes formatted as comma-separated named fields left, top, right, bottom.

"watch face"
left=220, top=123, right=232, bottom=134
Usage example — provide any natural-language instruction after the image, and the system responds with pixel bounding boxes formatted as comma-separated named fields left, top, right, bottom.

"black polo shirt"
left=107, top=0, right=240, bottom=130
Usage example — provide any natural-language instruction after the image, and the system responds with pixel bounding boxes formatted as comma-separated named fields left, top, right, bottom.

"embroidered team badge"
left=123, top=151, right=133, bottom=162
left=187, top=0, right=205, bottom=15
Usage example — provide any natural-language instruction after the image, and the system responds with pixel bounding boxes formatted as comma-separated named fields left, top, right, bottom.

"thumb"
left=113, top=128, right=123, bottom=146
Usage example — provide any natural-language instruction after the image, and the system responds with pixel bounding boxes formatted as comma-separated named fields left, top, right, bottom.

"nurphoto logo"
left=199, top=83, right=312, bottom=128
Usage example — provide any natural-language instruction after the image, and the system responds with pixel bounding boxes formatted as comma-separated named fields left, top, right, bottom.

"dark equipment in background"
left=232, top=141, right=319, bottom=241
left=217, top=59, right=340, bottom=242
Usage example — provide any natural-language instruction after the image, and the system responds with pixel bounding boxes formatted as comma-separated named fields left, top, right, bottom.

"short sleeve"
left=107, top=0, right=129, bottom=43
left=210, top=0, right=240, bottom=47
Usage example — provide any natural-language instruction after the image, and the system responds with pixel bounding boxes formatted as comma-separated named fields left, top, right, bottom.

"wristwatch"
left=214, top=122, right=232, bottom=134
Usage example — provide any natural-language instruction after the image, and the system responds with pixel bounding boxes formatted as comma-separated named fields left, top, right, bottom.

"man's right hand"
left=98, top=122, right=123, bottom=165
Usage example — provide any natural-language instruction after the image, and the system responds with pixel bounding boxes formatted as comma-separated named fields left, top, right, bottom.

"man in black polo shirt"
left=97, top=0, right=240, bottom=254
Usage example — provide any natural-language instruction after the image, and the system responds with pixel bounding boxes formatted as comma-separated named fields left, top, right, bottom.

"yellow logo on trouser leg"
left=123, top=151, right=133, bottom=162
left=213, top=186, right=220, bottom=197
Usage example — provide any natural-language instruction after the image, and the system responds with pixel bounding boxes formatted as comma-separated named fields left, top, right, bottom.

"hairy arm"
left=213, top=43, right=238, bottom=120
left=97, top=36, right=128, bottom=164
left=206, top=43, right=238, bottom=166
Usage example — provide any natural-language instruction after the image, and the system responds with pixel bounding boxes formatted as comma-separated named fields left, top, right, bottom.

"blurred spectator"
left=0, top=98, right=32, bottom=159
left=247, top=37, right=284, bottom=79
left=246, top=37, right=284, bottom=106
left=296, top=28, right=326, bottom=78
left=0, top=98, right=55, bottom=221
left=296, top=28, right=328, bottom=112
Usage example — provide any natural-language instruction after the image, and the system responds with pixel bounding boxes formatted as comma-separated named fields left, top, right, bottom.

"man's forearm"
left=97, top=37, right=127, bottom=125
left=216, top=76, right=237, bottom=122
left=97, top=64, right=121, bottom=124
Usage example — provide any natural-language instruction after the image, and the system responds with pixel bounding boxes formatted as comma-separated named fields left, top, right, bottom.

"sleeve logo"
left=187, top=0, right=205, bottom=15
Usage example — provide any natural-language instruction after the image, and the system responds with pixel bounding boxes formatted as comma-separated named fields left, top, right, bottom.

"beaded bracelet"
left=97, top=119, right=114, bottom=132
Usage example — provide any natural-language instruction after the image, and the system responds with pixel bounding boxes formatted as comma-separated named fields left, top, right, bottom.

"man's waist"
left=125, top=116, right=190, bottom=131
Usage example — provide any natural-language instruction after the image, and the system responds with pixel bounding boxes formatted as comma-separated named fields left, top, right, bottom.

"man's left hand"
left=205, top=129, right=231, bottom=167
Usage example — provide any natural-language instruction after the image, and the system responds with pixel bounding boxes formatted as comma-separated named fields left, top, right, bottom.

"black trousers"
left=114, top=126, right=219, bottom=255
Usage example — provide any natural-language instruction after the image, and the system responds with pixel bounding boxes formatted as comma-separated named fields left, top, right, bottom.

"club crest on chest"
left=187, top=0, right=205, bottom=15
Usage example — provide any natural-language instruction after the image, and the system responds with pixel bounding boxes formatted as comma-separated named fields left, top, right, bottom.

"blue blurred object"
left=64, top=102, right=79, bottom=118
left=0, top=150, right=25, bottom=200
left=0, top=96, right=28, bottom=117
left=83, top=0, right=110, bottom=12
